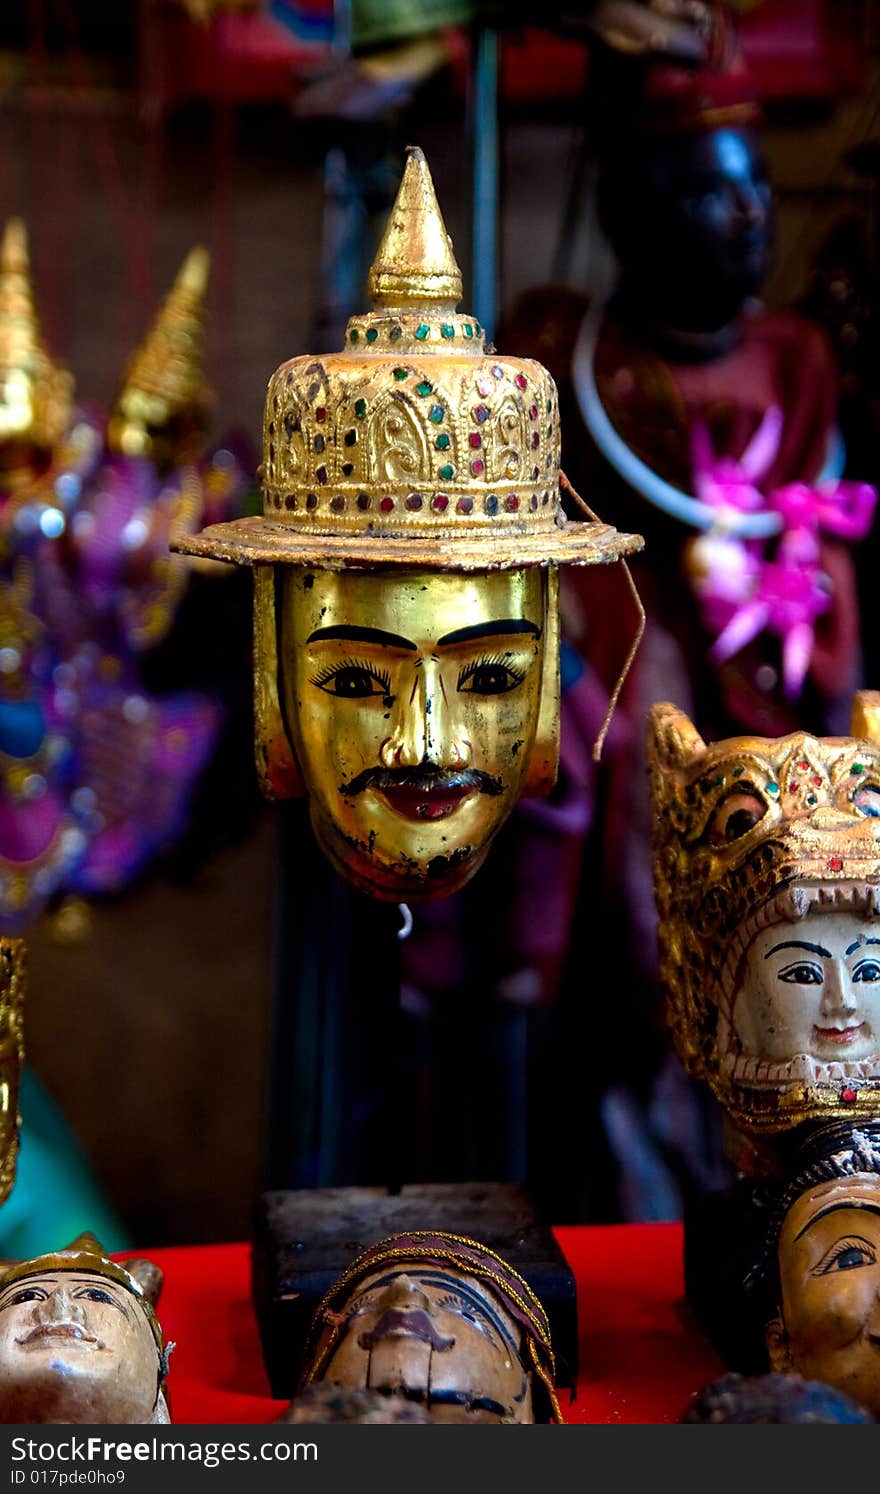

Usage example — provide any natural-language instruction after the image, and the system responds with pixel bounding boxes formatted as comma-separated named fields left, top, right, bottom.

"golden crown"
left=649, top=695, right=880, bottom=1136
left=175, top=146, right=641, bottom=571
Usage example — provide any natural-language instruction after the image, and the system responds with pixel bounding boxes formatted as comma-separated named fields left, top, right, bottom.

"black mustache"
left=342, top=766, right=503, bottom=798
left=358, top=1307, right=455, bottom=1353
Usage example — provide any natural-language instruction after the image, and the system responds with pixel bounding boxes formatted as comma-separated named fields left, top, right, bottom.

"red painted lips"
left=379, top=784, right=474, bottom=821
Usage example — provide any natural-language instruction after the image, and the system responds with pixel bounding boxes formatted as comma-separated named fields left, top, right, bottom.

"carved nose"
left=36, top=1286, right=84, bottom=1326
left=821, top=964, right=859, bottom=1018
left=375, top=1276, right=430, bottom=1314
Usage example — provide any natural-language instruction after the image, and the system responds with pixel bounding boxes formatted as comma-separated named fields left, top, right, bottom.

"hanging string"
left=56, top=0, right=161, bottom=343
left=26, top=0, right=57, bottom=347
left=558, top=469, right=646, bottom=762
left=210, top=17, right=236, bottom=421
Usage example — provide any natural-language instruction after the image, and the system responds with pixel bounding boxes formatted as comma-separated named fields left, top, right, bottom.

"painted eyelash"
left=815, top=1236, right=876, bottom=1274
left=309, top=657, right=392, bottom=694
left=457, top=652, right=528, bottom=691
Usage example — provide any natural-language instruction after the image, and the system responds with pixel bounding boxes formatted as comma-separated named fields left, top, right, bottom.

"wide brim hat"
left=173, top=147, right=642, bottom=573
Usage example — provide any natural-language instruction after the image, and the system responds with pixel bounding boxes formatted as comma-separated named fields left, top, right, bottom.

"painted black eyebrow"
left=436, top=619, right=541, bottom=647
left=847, top=937, right=880, bottom=958
left=764, top=940, right=831, bottom=961
left=794, top=1200, right=880, bottom=1242
left=306, top=624, right=417, bottom=651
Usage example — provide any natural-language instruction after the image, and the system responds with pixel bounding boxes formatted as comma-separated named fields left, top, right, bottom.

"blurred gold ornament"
left=0, top=940, right=24, bottom=1207
left=0, top=220, right=74, bottom=490
left=108, top=247, right=212, bottom=472
left=45, top=895, right=93, bottom=947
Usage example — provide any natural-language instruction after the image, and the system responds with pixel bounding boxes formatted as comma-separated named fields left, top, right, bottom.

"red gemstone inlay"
left=812, top=776, right=822, bottom=787
left=829, top=857, right=844, bottom=871
left=432, top=495, right=449, bottom=512
left=471, top=459, right=484, bottom=476
left=790, top=781, right=799, bottom=791
left=531, top=433, right=540, bottom=449
left=506, top=495, right=519, bottom=512
left=529, top=405, right=538, bottom=420
left=515, top=374, right=527, bottom=390
left=797, top=760, right=809, bottom=771
left=468, top=433, right=482, bottom=449
left=315, top=407, right=327, bottom=422
left=380, top=497, right=394, bottom=512
left=842, top=1087, right=858, bottom=1103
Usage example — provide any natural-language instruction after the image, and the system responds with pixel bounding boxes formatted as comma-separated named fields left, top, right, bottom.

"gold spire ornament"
left=108, top=246, right=212, bottom=472
left=0, top=220, right=74, bottom=489
left=174, top=146, right=643, bottom=901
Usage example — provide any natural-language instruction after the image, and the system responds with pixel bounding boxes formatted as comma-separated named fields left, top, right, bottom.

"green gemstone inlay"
left=416, top=381, right=432, bottom=397
left=766, top=781, right=780, bottom=796
left=393, top=367, right=408, bottom=380
left=439, top=464, right=454, bottom=480
left=463, top=324, right=473, bottom=338
left=350, top=328, right=360, bottom=342
left=441, top=324, right=454, bottom=339
left=366, top=327, right=379, bottom=343
left=852, top=763, right=866, bottom=775
left=354, top=399, right=367, bottom=418
left=389, top=326, right=402, bottom=341
left=428, top=405, right=445, bottom=424
left=415, top=324, right=430, bottom=340
left=435, top=433, right=451, bottom=450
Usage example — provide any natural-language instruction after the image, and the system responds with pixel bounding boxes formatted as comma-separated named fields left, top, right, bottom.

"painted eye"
left=76, top=1287, right=114, bottom=1305
left=778, top=962, right=823, bottom=985
left=457, top=656, right=527, bottom=695
left=707, top=791, right=767, bottom=845
left=853, top=784, right=880, bottom=819
left=853, top=960, right=880, bottom=983
left=8, top=1287, right=42, bottom=1304
left=816, top=1237, right=876, bottom=1274
left=310, top=661, right=391, bottom=699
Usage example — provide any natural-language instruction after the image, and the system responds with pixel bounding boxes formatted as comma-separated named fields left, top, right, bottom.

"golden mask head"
left=648, top=693, right=880, bottom=1136
left=174, top=147, right=642, bottom=899
left=762, top=1121, right=880, bottom=1418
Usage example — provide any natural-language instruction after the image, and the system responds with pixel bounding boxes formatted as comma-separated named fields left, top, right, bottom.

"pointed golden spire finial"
left=368, top=146, right=462, bottom=311
left=0, top=217, right=74, bottom=480
left=108, top=245, right=212, bottom=470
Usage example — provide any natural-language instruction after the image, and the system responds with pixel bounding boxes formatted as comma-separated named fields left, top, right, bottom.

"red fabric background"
left=125, top=1223, right=724, bottom=1426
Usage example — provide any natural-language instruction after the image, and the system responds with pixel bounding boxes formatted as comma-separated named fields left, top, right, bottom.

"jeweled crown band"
left=263, top=350, right=560, bottom=529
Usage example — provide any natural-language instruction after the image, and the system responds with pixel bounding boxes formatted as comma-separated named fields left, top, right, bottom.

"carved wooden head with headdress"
left=649, top=693, right=880, bottom=1136
left=174, top=146, right=642, bottom=901
left=0, top=1232, right=170, bottom=1424
left=298, top=1229, right=562, bottom=1424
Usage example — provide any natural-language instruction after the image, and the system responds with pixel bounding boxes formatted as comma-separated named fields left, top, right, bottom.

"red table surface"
left=127, top=1224, right=724, bottom=1426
